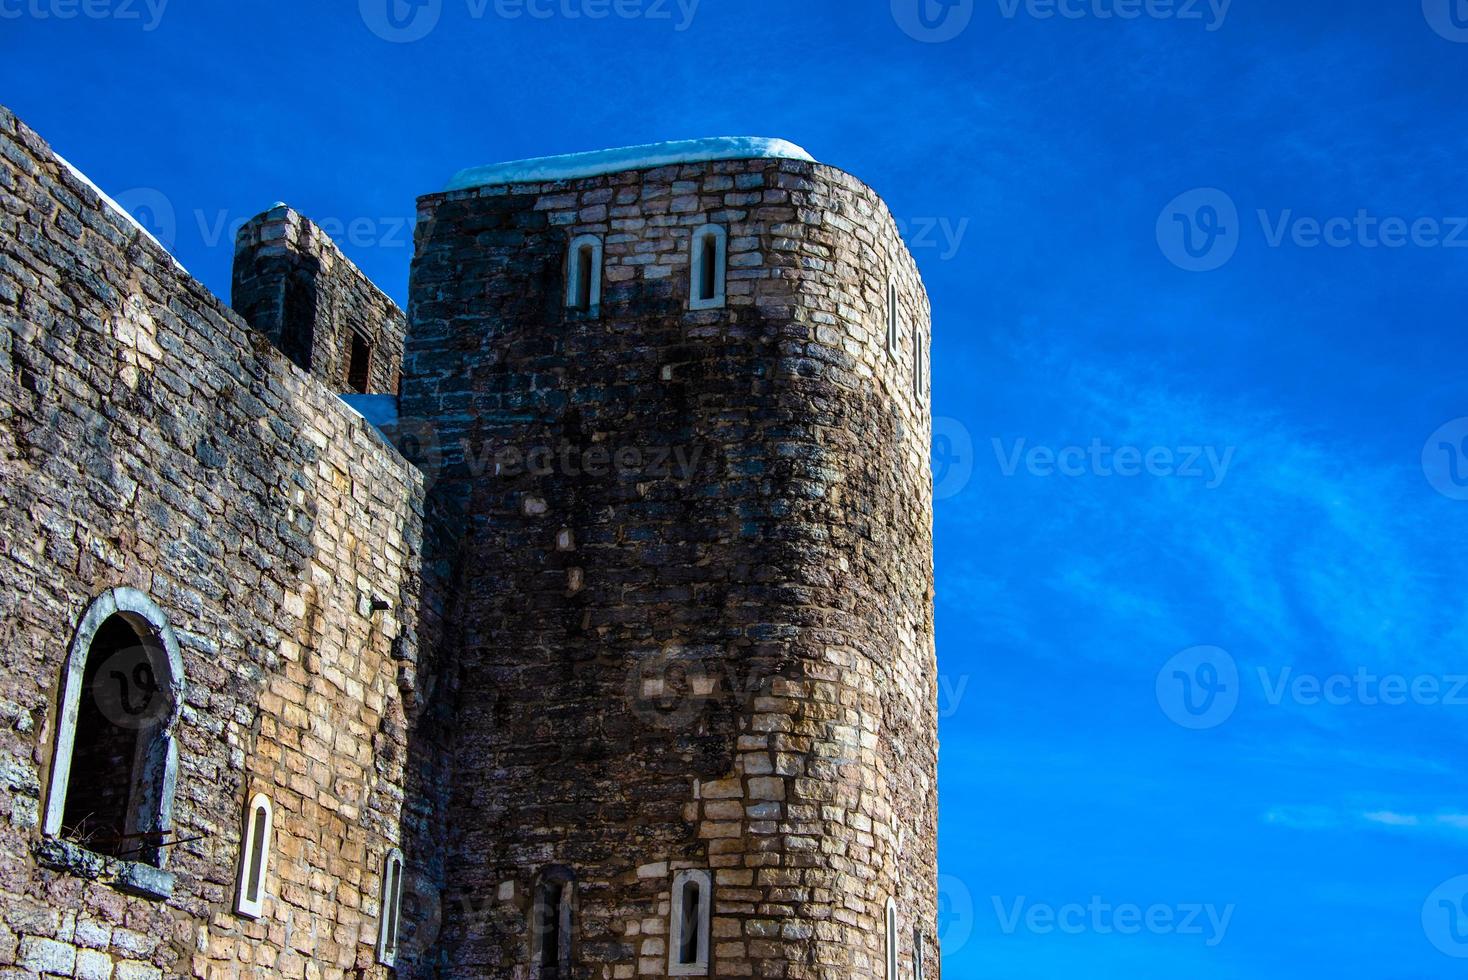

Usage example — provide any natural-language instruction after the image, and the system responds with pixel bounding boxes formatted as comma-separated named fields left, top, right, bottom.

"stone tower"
left=402, top=139, right=938, bottom=977
left=0, top=106, right=935, bottom=980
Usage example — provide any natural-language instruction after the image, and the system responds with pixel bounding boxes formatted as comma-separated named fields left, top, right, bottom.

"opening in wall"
left=689, top=224, right=727, bottom=311
left=234, top=793, right=274, bottom=919
left=347, top=330, right=373, bottom=394
left=886, top=899, right=899, bottom=980
left=44, top=588, right=184, bottom=871
left=566, top=234, right=604, bottom=315
left=377, top=848, right=405, bottom=966
left=886, top=279, right=901, bottom=360
left=532, top=865, right=576, bottom=979
left=669, top=869, right=712, bottom=975
left=914, top=327, right=927, bottom=401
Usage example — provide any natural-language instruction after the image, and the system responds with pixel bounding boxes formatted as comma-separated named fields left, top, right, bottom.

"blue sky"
left=6, top=0, right=1468, bottom=975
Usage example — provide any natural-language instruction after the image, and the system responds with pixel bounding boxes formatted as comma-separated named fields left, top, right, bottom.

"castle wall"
left=0, top=105, right=447, bottom=979
left=233, top=206, right=406, bottom=396
left=405, top=155, right=936, bottom=978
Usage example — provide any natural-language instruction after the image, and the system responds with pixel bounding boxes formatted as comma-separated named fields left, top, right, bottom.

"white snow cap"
left=446, top=137, right=816, bottom=191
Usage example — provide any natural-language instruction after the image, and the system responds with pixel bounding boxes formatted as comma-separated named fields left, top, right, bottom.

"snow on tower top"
left=445, top=137, right=816, bottom=191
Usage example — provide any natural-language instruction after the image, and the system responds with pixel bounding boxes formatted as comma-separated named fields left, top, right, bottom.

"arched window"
left=44, top=588, right=184, bottom=871
left=234, top=792, right=274, bottom=919
left=886, top=279, right=901, bottom=359
left=689, top=224, right=727, bottom=311
left=913, top=926, right=925, bottom=980
left=885, top=899, right=899, bottom=980
left=566, top=234, right=603, bottom=315
left=669, top=869, right=712, bottom=975
left=532, top=865, right=576, bottom=979
left=377, top=847, right=405, bottom=966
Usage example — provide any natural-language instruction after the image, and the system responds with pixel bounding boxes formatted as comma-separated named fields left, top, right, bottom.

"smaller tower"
left=233, top=205, right=406, bottom=394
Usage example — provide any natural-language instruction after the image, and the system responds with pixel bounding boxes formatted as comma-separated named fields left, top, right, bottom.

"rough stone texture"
left=233, top=206, right=406, bottom=396
left=0, top=97, right=934, bottom=980
left=0, top=103, right=450, bottom=978
left=405, top=155, right=936, bottom=977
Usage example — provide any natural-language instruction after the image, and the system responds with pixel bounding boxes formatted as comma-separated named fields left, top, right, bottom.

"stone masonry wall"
left=0, top=104, right=446, bottom=979
left=404, top=154, right=936, bottom=978
left=233, top=206, right=406, bottom=396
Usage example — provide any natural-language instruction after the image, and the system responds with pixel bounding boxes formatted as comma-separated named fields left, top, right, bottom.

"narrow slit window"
left=347, top=330, right=372, bottom=394
left=886, top=280, right=901, bottom=359
left=669, top=869, right=712, bottom=975
left=377, top=848, right=405, bottom=966
left=689, top=224, right=727, bottom=311
left=234, top=793, right=274, bottom=919
left=913, top=926, right=925, bottom=980
left=913, top=328, right=927, bottom=400
left=532, top=866, right=575, bottom=979
left=566, top=234, right=604, bottom=315
left=885, top=899, right=899, bottom=980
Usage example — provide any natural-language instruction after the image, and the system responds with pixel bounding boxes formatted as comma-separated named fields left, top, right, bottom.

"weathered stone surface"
left=0, top=99, right=935, bottom=980
left=0, top=102, right=449, bottom=979
left=406, top=156, right=936, bottom=977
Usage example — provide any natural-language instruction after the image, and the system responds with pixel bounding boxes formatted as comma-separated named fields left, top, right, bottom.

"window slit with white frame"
left=886, top=279, right=901, bottom=359
left=885, top=899, right=899, bottom=980
left=566, top=234, right=603, bottom=315
left=234, top=793, right=274, bottom=919
left=689, top=224, right=727, bottom=310
left=669, top=869, right=712, bottom=975
left=377, top=848, right=405, bottom=967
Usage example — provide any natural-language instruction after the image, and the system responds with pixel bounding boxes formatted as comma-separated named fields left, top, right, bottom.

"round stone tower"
left=402, top=138, right=936, bottom=979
